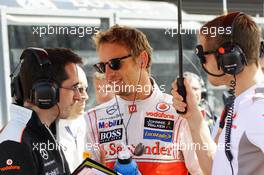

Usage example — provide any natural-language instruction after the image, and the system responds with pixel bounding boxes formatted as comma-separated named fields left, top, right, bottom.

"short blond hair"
left=93, top=25, right=153, bottom=72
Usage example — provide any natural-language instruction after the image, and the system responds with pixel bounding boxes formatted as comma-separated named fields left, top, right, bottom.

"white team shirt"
left=212, top=81, right=264, bottom=175
left=56, top=116, right=86, bottom=173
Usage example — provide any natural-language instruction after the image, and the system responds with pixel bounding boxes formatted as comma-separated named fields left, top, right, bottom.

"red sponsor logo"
left=156, top=102, right=170, bottom=112
left=128, top=105, right=137, bottom=113
left=201, top=109, right=206, bottom=118
left=232, top=113, right=237, bottom=119
left=144, top=141, right=173, bottom=156
left=106, top=141, right=173, bottom=156
left=146, top=111, right=174, bottom=119
left=0, top=166, right=20, bottom=171
left=231, top=125, right=237, bottom=129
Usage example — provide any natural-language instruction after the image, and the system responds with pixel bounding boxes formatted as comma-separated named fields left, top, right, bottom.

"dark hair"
left=19, top=48, right=83, bottom=101
left=200, top=12, right=261, bottom=66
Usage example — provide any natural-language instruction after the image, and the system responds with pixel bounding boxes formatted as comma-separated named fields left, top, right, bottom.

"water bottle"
left=113, top=150, right=141, bottom=175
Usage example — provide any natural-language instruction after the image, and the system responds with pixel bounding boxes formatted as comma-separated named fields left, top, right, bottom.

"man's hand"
left=171, top=79, right=216, bottom=175
left=171, top=79, right=201, bottom=120
left=100, top=145, right=106, bottom=165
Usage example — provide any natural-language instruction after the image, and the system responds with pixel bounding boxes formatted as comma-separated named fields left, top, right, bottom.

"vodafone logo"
left=6, top=159, right=13, bottom=165
left=156, top=102, right=170, bottom=112
left=0, top=159, right=20, bottom=172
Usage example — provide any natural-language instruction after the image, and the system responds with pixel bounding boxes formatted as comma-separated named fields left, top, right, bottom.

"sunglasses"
left=195, top=45, right=216, bottom=64
left=93, top=54, right=132, bottom=73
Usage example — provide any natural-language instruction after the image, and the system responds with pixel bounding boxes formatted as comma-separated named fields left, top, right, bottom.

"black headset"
left=10, top=47, right=59, bottom=109
left=215, top=12, right=248, bottom=75
left=260, top=40, right=264, bottom=58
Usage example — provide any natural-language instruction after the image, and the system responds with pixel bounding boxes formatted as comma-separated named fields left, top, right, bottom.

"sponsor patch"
left=144, top=117, right=174, bottom=130
left=99, top=128, right=123, bottom=143
left=106, top=141, right=174, bottom=157
left=44, top=160, right=56, bottom=167
left=40, top=148, right=49, bottom=160
left=143, top=129, right=173, bottom=142
left=0, top=159, right=21, bottom=171
left=156, top=102, right=170, bottom=112
left=0, top=165, right=21, bottom=171
left=45, top=168, right=59, bottom=175
left=128, top=104, right=137, bottom=113
left=106, top=103, right=118, bottom=115
left=98, top=113, right=124, bottom=121
left=6, top=159, right=12, bottom=166
left=98, top=119, right=123, bottom=129
left=146, top=111, right=175, bottom=119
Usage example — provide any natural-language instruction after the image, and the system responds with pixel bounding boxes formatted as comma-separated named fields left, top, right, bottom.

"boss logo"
left=99, top=128, right=123, bottom=143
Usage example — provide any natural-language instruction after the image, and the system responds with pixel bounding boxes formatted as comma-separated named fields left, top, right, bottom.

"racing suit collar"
left=10, top=104, right=33, bottom=125
left=9, top=104, right=54, bottom=135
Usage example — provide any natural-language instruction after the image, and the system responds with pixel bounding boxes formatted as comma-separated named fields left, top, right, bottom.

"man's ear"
left=138, top=51, right=149, bottom=68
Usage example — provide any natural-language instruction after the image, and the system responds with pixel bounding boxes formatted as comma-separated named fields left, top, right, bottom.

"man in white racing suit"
left=84, top=25, right=203, bottom=175
left=172, top=12, right=264, bottom=175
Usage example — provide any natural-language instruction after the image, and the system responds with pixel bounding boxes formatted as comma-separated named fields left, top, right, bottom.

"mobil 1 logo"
left=99, top=128, right=123, bottom=143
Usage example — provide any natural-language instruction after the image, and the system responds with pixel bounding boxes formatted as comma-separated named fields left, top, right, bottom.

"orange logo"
left=0, top=159, right=21, bottom=171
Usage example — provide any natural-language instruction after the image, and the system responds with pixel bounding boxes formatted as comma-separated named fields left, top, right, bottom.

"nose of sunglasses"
left=93, top=64, right=105, bottom=74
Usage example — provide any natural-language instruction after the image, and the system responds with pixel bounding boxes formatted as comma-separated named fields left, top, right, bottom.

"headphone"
left=10, top=47, right=59, bottom=109
left=215, top=12, right=248, bottom=75
left=260, top=40, right=264, bottom=58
